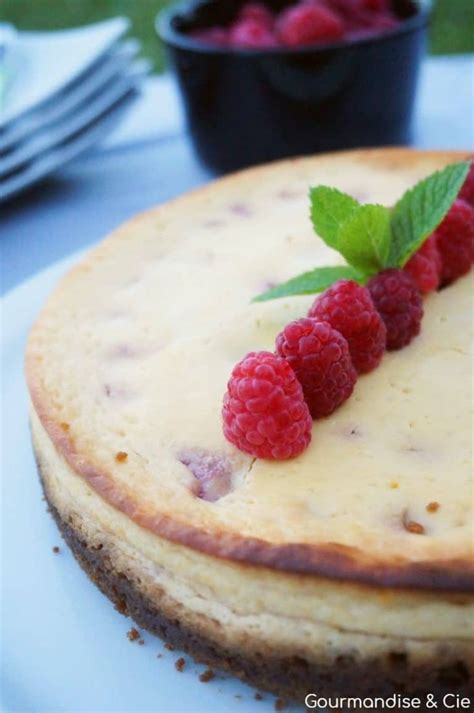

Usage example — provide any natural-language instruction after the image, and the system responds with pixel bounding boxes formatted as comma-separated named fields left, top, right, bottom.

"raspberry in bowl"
left=156, top=0, right=429, bottom=173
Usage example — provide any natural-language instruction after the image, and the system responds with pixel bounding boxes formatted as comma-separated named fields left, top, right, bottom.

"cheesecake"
left=26, top=148, right=474, bottom=701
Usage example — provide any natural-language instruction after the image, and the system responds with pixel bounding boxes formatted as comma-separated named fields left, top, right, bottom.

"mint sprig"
left=253, top=160, right=470, bottom=302
left=253, top=265, right=363, bottom=303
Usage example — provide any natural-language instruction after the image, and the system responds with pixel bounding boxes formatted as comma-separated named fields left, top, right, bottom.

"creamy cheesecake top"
left=26, top=149, right=474, bottom=590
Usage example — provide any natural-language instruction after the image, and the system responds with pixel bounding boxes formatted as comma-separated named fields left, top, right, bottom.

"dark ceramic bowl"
left=157, top=0, right=429, bottom=174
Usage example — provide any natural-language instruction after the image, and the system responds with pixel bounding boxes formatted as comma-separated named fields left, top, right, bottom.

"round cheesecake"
left=26, top=149, right=474, bottom=701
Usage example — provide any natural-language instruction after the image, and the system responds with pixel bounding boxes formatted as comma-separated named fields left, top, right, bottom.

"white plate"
left=0, top=18, right=129, bottom=129
left=0, top=78, right=144, bottom=203
left=0, top=57, right=149, bottom=178
left=0, top=24, right=17, bottom=101
left=1, top=255, right=300, bottom=712
left=0, top=39, right=140, bottom=152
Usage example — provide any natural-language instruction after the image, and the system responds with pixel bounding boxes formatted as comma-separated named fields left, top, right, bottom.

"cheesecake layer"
left=26, top=149, right=473, bottom=590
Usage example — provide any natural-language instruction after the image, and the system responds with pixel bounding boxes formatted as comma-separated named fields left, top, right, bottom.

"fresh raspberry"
left=229, top=18, right=276, bottom=47
left=459, top=160, right=474, bottom=206
left=435, top=199, right=474, bottom=285
left=403, top=235, right=442, bottom=294
left=325, top=0, right=361, bottom=16
left=237, top=2, right=274, bottom=28
left=361, top=0, right=391, bottom=12
left=276, top=2, right=344, bottom=46
left=368, top=12, right=398, bottom=30
left=368, top=269, right=423, bottom=350
left=308, top=281, right=386, bottom=373
left=222, top=351, right=312, bottom=460
left=348, top=13, right=398, bottom=37
left=330, top=0, right=398, bottom=32
left=276, top=319, right=357, bottom=418
left=327, top=0, right=368, bottom=22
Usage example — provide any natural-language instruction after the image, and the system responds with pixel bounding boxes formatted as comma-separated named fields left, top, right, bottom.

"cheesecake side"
left=32, top=408, right=474, bottom=701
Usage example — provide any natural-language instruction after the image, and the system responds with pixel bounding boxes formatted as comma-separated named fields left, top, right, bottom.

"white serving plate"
left=0, top=18, right=129, bottom=129
left=1, top=254, right=301, bottom=713
left=0, top=57, right=149, bottom=178
left=0, top=39, right=140, bottom=152
left=0, top=77, right=144, bottom=203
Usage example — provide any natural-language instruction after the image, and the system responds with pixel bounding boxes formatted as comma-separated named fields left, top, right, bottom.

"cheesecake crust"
left=39, top=459, right=473, bottom=702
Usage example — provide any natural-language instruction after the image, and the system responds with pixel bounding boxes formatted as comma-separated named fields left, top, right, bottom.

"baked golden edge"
left=26, top=147, right=474, bottom=592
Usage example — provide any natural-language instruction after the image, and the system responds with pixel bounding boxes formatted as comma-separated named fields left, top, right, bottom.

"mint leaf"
left=388, top=161, right=471, bottom=268
left=310, top=187, right=360, bottom=249
left=253, top=265, right=363, bottom=302
left=337, top=204, right=391, bottom=276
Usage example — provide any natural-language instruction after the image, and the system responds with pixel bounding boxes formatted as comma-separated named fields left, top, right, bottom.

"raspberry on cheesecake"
left=308, top=280, right=386, bottom=373
left=368, top=269, right=423, bottom=350
left=435, top=199, right=474, bottom=286
left=275, top=318, right=357, bottom=418
left=222, top=351, right=312, bottom=459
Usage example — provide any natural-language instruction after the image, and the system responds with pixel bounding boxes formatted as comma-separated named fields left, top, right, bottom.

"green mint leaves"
left=254, top=265, right=363, bottom=303
left=388, top=162, right=470, bottom=268
left=310, top=187, right=359, bottom=248
left=335, top=203, right=391, bottom=275
left=253, top=160, right=470, bottom=303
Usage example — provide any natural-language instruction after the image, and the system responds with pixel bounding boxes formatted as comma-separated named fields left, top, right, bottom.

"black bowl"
left=157, top=0, right=429, bottom=174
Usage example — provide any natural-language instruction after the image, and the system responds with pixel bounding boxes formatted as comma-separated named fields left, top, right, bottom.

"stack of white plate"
left=0, top=18, right=150, bottom=203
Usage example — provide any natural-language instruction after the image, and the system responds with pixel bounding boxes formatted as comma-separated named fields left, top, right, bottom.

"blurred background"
left=1, top=0, right=473, bottom=72
left=1, top=0, right=472, bottom=294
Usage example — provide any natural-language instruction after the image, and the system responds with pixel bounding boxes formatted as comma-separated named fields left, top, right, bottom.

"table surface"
left=2, top=54, right=473, bottom=296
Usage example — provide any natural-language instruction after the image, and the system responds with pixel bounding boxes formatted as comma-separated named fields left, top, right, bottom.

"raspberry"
left=237, top=2, right=274, bottom=27
left=222, top=351, right=312, bottom=459
left=276, top=319, right=357, bottom=418
left=361, top=0, right=391, bottom=12
left=308, top=280, right=386, bottom=373
left=330, top=0, right=398, bottom=32
left=368, top=269, right=423, bottom=351
left=229, top=18, right=276, bottom=47
left=403, top=235, right=442, bottom=294
left=368, top=12, right=398, bottom=30
left=459, top=160, right=474, bottom=206
left=276, top=2, right=344, bottom=46
left=435, top=199, right=474, bottom=285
